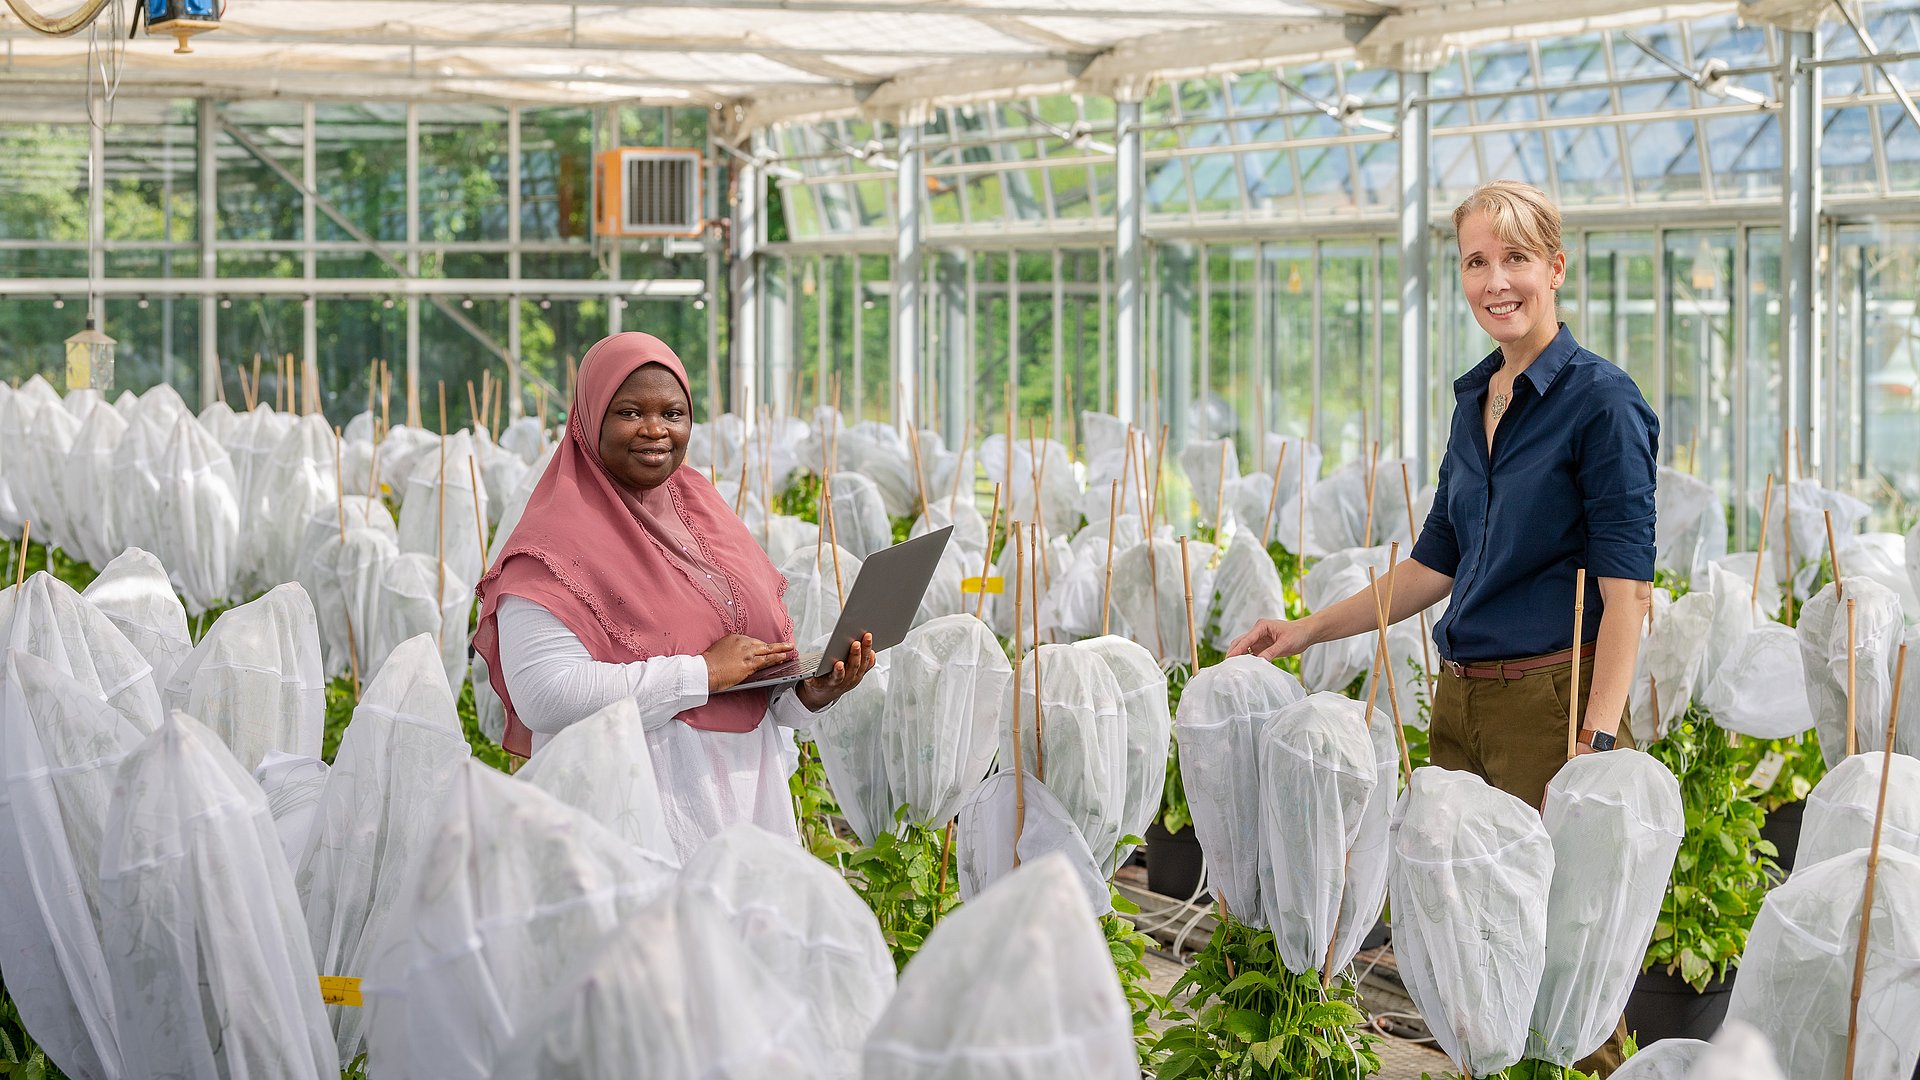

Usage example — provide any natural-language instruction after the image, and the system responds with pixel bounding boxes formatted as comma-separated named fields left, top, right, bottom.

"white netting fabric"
left=955, top=770, right=1113, bottom=917
left=1257, top=691, right=1380, bottom=976
left=1725, top=846, right=1920, bottom=1080
left=295, top=634, right=471, bottom=1061
left=1299, top=547, right=1392, bottom=694
left=911, top=494, right=988, bottom=563
left=99, top=712, right=339, bottom=1080
left=1655, top=466, right=1725, bottom=582
left=810, top=652, right=895, bottom=846
left=255, top=750, right=329, bottom=867
left=3, top=572, right=164, bottom=737
left=163, top=582, right=325, bottom=773
left=517, top=697, right=675, bottom=864
left=1688, top=1021, right=1788, bottom=1080
left=824, top=471, right=892, bottom=559
left=396, top=431, right=490, bottom=590
left=1389, top=766, right=1554, bottom=1077
left=781, top=544, right=865, bottom=648
left=1109, top=537, right=1214, bottom=667
left=361, top=761, right=679, bottom=1080
left=677, top=824, right=896, bottom=1079
left=836, top=422, right=919, bottom=519
left=1004, top=643, right=1128, bottom=870
left=1752, top=478, right=1872, bottom=597
left=1174, top=656, right=1309, bottom=928
left=1631, top=589, right=1713, bottom=742
left=246, top=414, right=340, bottom=594
left=860, top=854, right=1136, bottom=1080
left=1180, top=438, right=1239, bottom=527
left=80, top=547, right=192, bottom=694
left=151, top=413, right=241, bottom=613
left=1699, top=621, right=1811, bottom=739
left=1529, top=752, right=1685, bottom=1066
left=1074, top=635, right=1169, bottom=873
left=1206, top=532, right=1290, bottom=655
left=885, top=613, right=1010, bottom=829
left=0, top=650, right=149, bottom=1080
left=1839, top=532, right=1917, bottom=618
left=1610, top=1039, right=1709, bottom=1080
left=22, top=393, right=80, bottom=553
left=1797, top=577, right=1907, bottom=765
left=66, top=401, right=129, bottom=569
left=1796, top=752, right=1920, bottom=870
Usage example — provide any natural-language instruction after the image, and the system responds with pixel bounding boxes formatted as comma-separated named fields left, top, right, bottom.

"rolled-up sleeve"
left=1577, top=378, right=1659, bottom=581
left=1410, top=440, right=1461, bottom=578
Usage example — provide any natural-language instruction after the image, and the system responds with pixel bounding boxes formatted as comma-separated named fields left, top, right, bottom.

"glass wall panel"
left=217, top=102, right=304, bottom=243
left=1583, top=233, right=1658, bottom=398
left=1317, top=244, right=1375, bottom=470
left=1663, top=230, right=1735, bottom=491
left=1206, top=245, right=1257, bottom=462
left=418, top=105, right=510, bottom=248
left=1263, top=243, right=1314, bottom=442
left=316, top=104, right=407, bottom=246
left=0, top=299, right=75, bottom=383
left=520, top=108, right=592, bottom=242
left=1833, top=224, right=1920, bottom=520
left=103, top=296, right=198, bottom=402
left=856, top=254, right=891, bottom=424
left=1060, top=249, right=1106, bottom=450
left=974, top=252, right=1011, bottom=433
left=1744, top=228, right=1784, bottom=529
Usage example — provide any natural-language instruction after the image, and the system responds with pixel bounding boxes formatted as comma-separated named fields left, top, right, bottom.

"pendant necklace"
left=1490, top=388, right=1511, bottom=421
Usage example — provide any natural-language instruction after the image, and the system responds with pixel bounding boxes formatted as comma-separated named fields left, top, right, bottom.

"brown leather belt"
left=1442, top=642, right=1596, bottom=680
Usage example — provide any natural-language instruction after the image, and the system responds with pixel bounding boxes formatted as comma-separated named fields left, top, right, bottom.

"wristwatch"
left=1581, top=728, right=1617, bottom=752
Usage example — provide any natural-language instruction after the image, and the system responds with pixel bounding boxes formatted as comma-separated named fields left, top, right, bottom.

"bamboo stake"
left=1825, top=508, right=1844, bottom=599
left=932, top=820, right=955, bottom=920
left=734, top=456, right=751, bottom=517
left=1844, top=641, right=1906, bottom=1080
left=468, top=455, right=489, bottom=575
left=467, top=380, right=482, bottom=436
left=1102, top=481, right=1119, bottom=636
left=1180, top=536, right=1200, bottom=672
left=1362, top=440, right=1380, bottom=546
left=1030, top=521, right=1045, bottom=782
left=907, top=424, right=929, bottom=517
left=333, top=429, right=362, bottom=697
left=1037, top=416, right=1055, bottom=596
left=1365, top=555, right=1415, bottom=784
left=1752, top=473, right=1775, bottom=616
left=379, top=362, right=391, bottom=437
left=1569, top=568, right=1587, bottom=761
left=436, top=383, right=448, bottom=649
left=1260, top=442, right=1290, bottom=547
left=1119, top=426, right=1137, bottom=522
left=1783, top=428, right=1794, bottom=624
left=1847, top=598, right=1859, bottom=757
left=15, top=521, right=29, bottom=586
left=252, top=354, right=263, bottom=411
left=1401, top=463, right=1436, bottom=695
left=1011, top=523, right=1027, bottom=866
left=214, top=355, right=227, bottom=405
left=1152, top=423, right=1170, bottom=526
left=1214, top=440, right=1230, bottom=531
left=1296, top=443, right=1308, bottom=595
left=825, top=486, right=845, bottom=607
left=977, top=484, right=1002, bottom=619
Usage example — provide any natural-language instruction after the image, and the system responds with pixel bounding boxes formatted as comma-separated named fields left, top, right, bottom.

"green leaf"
left=1223, top=1008, right=1269, bottom=1045
left=1219, top=969, right=1279, bottom=997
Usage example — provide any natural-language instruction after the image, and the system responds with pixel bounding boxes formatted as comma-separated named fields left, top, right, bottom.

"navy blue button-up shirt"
left=1409, top=325, right=1658, bottom=664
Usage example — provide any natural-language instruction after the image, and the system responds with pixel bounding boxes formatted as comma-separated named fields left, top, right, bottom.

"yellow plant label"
left=319, top=976, right=363, bottom=1007
left=960, top=576, right=1004, bottom=595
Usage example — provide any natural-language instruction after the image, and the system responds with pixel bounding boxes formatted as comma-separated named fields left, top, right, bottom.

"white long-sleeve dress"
left=495, top=594, right=813, bottom=860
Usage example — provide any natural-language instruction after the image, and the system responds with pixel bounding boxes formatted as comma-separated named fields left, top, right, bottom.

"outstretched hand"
left=797, top=632, right=876, bottom=712
left=1225, top=617, right=1315, bottom=661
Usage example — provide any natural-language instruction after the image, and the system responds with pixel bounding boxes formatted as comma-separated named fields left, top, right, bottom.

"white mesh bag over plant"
left=886, top=613, right=1010, bottom=829
left=912, top=494, right=988, bottom=563
left=1004, top=642, right=1128, bottom=869
left=1389, top=766, right=1554, bottom=1077
left=295, top=634, right=471, bottom=1061
left=517, top=697, right=675, bottom=864
left=163, top=582, right=325, bottom=773
left=836, top=422, right=918, bottom=519
left=1689, top=1020, right=1788, bottom=1080
left=1609, top=1038, right=1709, bottom=1080
left=2, top=571, right=164, bottom=737
left=956, top=770, right=1113, bottom=917
left=1529, top=751, right=1685, bottom=1067
left=22, top=393, right=80, bottom=552
left=1838, top=532, right=1917, bottom=619
left=1699, top=621, right=1810, bottom=740
left=1331, top=695, right=1401, bottom=976
left=255, top=751, right=329, bottom=867
left=1040, top=516, right=1143, bottom=642
left=914, top=540, right=971, bottom=628
left=1631, top=589, right=1713, bottom=741
left=66, top=401, right=129, bottom=569
left=861, top=854, right=1137, bottom=1080
left=1797, top=752, right=1920, bottom=870
left=1257, top=691, right=1379, bottom=975
left=151, top=413, right=241, bottom=614
left=1180, top=438, right=1239, bottom=526
left=247, top=414, right=340, bottom=593
left=1074, top=635, right=1169, bottom=874
left=1298, top=547, right=1390, bottom=694
left=99, top=712, right=339, bottom=1080
left=376, top=550, right=472, bottom=690
left=81, top=548, right=192, bottom=694
left=824, top=471, right=892, bottom=559
left=396, top=431, right=490, bottom=589
left=484, top=891, right=834, bottom=1080
left=1655, top=466, right=1724, bottom=581
left=1726, top=846, right=1920, bottom=1080
left=1174, top=656, right=1309, bottom=928
left=361, top=761, right=679, bottom=1080
left=0, top=652, right=149, bottom=1080
left=1798, top=577, right=1906, bottom=766
left=811, top=652, right=895, bottom=846
left=678, top=824, right=896, bottom=1078
left=1206, top=531, right=1291, bottom=654
left=1110, top=537, right=1214, bottom=667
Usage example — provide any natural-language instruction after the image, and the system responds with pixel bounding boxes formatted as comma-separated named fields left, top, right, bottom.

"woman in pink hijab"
left=474, top=331, right=873, bottom=857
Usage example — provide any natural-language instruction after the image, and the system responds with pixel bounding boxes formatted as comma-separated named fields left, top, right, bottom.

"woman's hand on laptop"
left=703, top=635, right=797, bottom=693
left=797, top=633, right=875, bottom=712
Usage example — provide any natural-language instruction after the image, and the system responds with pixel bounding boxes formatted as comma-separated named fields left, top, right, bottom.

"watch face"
left=1587, top=730, right=1616, bottom=752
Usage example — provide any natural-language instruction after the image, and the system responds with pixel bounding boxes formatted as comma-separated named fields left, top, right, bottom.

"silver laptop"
left=723, top=525, right=955, bottom=693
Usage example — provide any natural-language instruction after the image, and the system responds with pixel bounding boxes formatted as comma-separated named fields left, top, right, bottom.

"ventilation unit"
left=594, top=148, right=704, bottom=238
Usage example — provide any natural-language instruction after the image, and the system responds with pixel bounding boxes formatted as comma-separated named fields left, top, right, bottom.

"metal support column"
left=1398, top=70, right=1432, bottom=476
left=302, top=103, right=317, bottom=395
left=894, top=119, right=925, bottom=434
left=730, top=129, right=763, bottom=421
left=507, top=106, right=523, bottom=420
left=1783, top=30, right=1819, bottom=467
left=88, top=115, right=104, bottom=335
left=1163, top=243, right=1194, bottom=450
left=405, top=103, right=421, bottom=427
left=198, top=98, right=219, bottom=407
left=941, top=251, right=968, bottom=443
left=1114, top=97, right=1145, bottom=427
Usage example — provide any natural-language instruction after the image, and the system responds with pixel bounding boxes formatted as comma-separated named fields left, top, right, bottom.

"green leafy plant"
left=844, top=809, right=959, bottom=969
left=788, top=738, right=857, bottom=862
left=773, top=470, right=822, bottom=522
left=1730, top=730, right=1827, bottom=814
left=1153, top=920, right=1381, bottom=1079
left=1643, top=704, right=1777, bottom=990
left=0, top=979, right=66, bottom=1080
left=1104, top=886, right=1168, bottom=1067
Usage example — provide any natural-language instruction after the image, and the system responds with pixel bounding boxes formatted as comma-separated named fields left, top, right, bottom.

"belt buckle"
left=1444, top=660, right=1466, bottom=678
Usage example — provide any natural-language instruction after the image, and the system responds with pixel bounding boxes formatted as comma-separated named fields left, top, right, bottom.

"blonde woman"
left=1230, top=178, right=1655, bottom=1070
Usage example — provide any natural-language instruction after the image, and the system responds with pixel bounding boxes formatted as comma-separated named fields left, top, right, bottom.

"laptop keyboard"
left=753, top=650, right=822, bottom=682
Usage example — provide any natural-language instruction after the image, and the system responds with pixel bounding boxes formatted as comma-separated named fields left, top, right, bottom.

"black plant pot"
left=1145, top=819, right=1209, bottom=903
left=1761, top=798, right=1806, bottom=878
left=1623, top=964, right=1736, bottom=1047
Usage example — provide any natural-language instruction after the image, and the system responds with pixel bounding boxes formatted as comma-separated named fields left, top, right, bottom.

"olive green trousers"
left=1428, top=651, right=1635, bottom=1077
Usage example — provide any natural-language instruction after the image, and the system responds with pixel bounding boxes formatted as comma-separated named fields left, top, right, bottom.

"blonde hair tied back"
left=1452, top=179, right=1562, bottom=259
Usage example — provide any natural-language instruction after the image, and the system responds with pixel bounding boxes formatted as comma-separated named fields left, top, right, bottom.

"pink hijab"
left=474, top=332, right=792, bottom=757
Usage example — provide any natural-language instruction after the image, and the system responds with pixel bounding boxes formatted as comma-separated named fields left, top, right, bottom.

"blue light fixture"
left=146, top=0, right=219, bottom=54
